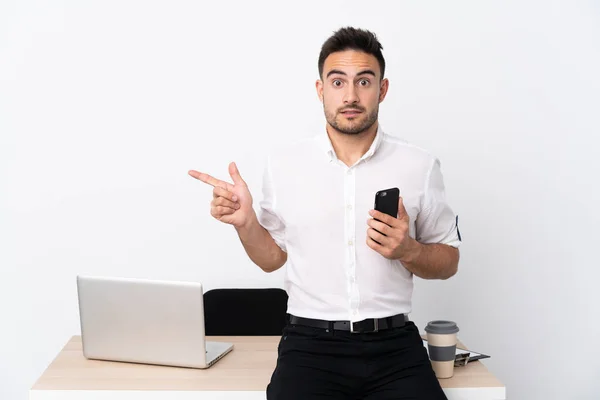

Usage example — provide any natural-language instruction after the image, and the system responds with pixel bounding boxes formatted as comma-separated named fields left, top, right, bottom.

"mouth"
left=340, top=109, right=363, bottom=118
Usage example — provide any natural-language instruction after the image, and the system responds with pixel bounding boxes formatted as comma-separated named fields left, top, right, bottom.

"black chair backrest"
left=203, top=288, right=288, bottom=336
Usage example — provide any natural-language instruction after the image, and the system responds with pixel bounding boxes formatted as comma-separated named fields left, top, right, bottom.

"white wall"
left=1, top=1, right=599, bottom=399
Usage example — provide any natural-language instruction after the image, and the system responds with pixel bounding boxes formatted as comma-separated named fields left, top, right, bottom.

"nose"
left=343, top=85, right=359, bottom=105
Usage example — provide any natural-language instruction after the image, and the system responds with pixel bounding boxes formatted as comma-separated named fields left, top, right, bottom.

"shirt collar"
left=318, top=124, right=385, bottom=163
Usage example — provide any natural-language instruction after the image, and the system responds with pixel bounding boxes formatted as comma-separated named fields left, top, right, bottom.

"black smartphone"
left=372, top=188, right=400, bottom=244
left=374, top=187, right=400, bottom=219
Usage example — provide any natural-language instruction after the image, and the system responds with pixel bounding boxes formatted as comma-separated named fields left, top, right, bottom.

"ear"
left=379, top=78, right=389, bottom=103
left=316, top=79, right=324, bottom=103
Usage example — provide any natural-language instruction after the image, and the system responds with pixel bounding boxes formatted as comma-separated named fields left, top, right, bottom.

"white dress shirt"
left=257, top=126, right=461, bottom=322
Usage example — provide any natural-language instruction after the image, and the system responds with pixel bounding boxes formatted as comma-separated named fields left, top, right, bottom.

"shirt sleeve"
left=257, top=156, right=287, bottom=252
left=415, top=158, right=462, bottom=248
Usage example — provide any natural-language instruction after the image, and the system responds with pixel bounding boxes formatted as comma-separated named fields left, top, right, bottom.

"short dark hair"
left=318, top=27, right=386, bottom=79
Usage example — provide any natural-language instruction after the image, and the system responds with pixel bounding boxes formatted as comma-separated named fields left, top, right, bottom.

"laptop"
left=76, top=275, right=233, bottom=369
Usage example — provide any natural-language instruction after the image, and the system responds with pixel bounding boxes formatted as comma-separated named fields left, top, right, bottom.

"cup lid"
left=424, top=320, right=459, bottom=334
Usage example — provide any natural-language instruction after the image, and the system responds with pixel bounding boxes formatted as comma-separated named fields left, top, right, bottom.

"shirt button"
left=347, top=204, right=352, bottom=210
left=347, top=170, right=352, bottom=175
left=348, top=240, right=353, bottom=246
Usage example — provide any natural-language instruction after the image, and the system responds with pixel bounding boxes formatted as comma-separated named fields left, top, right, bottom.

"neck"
left=326, top=122, right=379, bottom=167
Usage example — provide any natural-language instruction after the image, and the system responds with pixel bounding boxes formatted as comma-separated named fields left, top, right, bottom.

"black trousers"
left=266, top=320, right=448, bottom=400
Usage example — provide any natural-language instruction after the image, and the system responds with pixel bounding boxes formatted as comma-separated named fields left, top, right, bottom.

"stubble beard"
left=324, top=103, right=379, bottom=135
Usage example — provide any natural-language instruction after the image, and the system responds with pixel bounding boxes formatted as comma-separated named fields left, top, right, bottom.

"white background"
left=1, top=1, right=599, bottom=399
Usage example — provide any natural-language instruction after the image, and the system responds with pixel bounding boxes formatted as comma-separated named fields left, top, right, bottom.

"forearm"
left=235, top=212, right=287, bottom=273
left=400, top=239, right=459, bottom=280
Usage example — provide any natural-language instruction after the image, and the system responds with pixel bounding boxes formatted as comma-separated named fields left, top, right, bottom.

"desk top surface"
left=32, top=335, right=504, bottom=391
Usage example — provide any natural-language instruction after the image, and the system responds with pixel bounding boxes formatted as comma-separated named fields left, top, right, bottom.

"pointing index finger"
left=188, top=170, right=233, bottom=191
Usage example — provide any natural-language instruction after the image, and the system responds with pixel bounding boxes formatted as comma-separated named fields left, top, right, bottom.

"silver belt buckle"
left=350, top=319, right=379, bottom=333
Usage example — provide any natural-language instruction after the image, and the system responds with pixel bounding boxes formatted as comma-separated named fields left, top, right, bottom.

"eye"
left=332, top=79, right=343, bottom=87
left=358, top=79, right=370, bottom=86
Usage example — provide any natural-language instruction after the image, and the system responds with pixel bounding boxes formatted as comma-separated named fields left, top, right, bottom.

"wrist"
left=235, top=211, right=258, bottom=234
left=399, top=238, right=423, bottom=264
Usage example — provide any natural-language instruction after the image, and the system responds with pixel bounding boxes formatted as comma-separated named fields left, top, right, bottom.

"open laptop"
left=76, top=275, right=233, bottom=368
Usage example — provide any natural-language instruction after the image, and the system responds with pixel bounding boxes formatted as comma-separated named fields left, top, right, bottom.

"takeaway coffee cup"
left=425, top=320, right=459, bottom=379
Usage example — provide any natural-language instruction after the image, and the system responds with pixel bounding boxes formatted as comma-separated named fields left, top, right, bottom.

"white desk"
left=30, top=336, right=505, bottom=400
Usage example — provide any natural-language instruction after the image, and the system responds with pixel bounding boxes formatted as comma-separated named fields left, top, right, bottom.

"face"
left=317, top=50, right=389, bottom=135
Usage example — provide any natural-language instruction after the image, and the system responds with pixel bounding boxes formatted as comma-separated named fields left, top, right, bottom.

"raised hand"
left=188, top=162, right=254, bottom=228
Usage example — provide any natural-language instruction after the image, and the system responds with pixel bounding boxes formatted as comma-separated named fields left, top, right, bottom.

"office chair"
left=203, top=288, right=289, bottom=335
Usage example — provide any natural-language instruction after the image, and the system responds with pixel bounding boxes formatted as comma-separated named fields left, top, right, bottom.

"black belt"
left=287, top=313, right=409, bottom=334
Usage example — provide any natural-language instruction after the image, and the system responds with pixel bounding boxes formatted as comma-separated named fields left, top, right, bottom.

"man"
left=189, top=27, right=461, bottom=399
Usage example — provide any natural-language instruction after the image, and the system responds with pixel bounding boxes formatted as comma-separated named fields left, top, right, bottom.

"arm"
left=397, top=240, right=459, bottom=280
left=367, top=202, right=460, bottom=280
left=235, top=211, right=287, bottom=273
left=366, top=157, right=461, bottom=279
